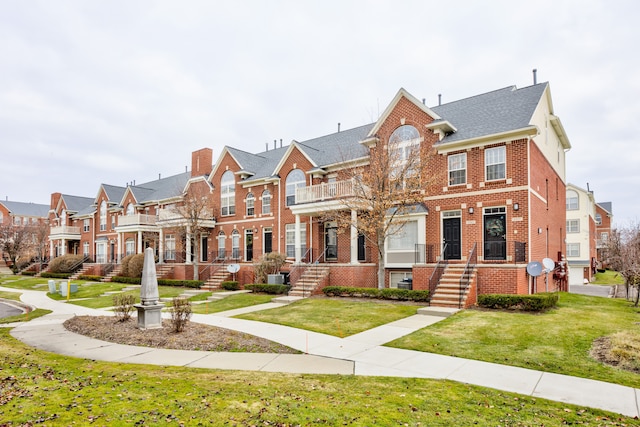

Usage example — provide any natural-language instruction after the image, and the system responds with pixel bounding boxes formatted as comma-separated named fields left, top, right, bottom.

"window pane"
left=485, top=147, right=506, bottom=180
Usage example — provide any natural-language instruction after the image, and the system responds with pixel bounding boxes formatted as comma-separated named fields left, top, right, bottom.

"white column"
left=137, top=230, right=143, bottom=254
left=158, top=229, right=164, bottom=264
left=61, top=238, right=66, bottom=256
left=116, top=232, right=122, bottom=262
left=49, top=240, right=54, bottom=259
left=294, top=214, right=301, bottom=264
left=350, top=209, right=359, bottom=264
left=186, top=225, right=192, bottom=264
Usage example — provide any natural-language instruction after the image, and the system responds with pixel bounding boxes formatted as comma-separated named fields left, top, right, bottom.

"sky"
left=1, top=0, right=638, bottom=226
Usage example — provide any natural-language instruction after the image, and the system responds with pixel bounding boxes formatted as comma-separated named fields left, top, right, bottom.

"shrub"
left=245, top=283, right=290, bottom=294
left=78, top=275, right=103, bottom=281
left=322, top=286, right=430, bottom=302
left=253, top=252, right=287, bottom=284
left=20, top=271, right=36, bottom=276
left=48, top=255, right=86, bottom=274
left=477, top=292, right=559, bottom=312
left=120, top=253, right=145, bottom=278
left=113, top=293, right=136, bottom=322
left=169, top=297, right=192, bottom=332
left=221, top=281, right=240, bottom=291
left=41, top=272, right=71, bottom=279
left=111, top=276, right=141, bottom=284
left=158, top=279, right=203, bottom=288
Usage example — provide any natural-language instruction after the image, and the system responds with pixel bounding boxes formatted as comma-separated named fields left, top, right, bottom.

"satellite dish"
left=526, top=261, right=543, bottom=277
left=542, top=258, right=555, bottom=272
left=227, top=264, right=240, bottom=273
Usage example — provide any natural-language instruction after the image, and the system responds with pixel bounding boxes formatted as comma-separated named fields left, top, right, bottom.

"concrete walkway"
left=3, top=286, right=640, bottom=418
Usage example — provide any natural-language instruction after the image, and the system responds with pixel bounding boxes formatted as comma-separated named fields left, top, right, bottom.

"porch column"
left=158, top=229, right=164, bottom=264
left=295, top=214, right=302, bottom=263
left=186, top=225, right=192, bottom=264
left=137, top=230, right=143, bottom=254
left=116, top=232, right=122, bottom=262
left=350, top=209, right=359, bottom=264
left=61, top=238, right=66, bottom=256
left=49, top=240, right=54, bottom=259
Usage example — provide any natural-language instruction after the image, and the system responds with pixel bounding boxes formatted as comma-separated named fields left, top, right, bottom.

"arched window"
left=262, top=189, right=271, bottom=214
left=99, top=201, right=107, bottom=231
left=246, top=192, right=255, bottom=216
left=389, top=125, right=421, bottom=189
left=221, top=171, right=235, bottom=216
left=126, top=203, right=135, bottom=215
left=566, top=190, right=579, bottom=210
left=286, top=169, right=306, bottom=206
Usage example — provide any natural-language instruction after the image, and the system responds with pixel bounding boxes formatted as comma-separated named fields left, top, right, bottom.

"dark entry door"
left=443, top=217, right=461, bottom=260
left=325, top=224, right=337, bottom=260
left=357, top=233, right=366, bottom=261
left=264, top=228, right=272, bottom=254
left=484, top=213, right=507, bottom=260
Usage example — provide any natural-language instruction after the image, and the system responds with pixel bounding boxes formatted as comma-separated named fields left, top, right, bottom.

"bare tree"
left=322, top=130, right=441, bottom=289
left=172, top=180, right=216, bottom=280
left=0, top=223, right=34, bottom=274
left=31, top=220, right=50, bottom=273
left=606, top=222, right=640, bottom=305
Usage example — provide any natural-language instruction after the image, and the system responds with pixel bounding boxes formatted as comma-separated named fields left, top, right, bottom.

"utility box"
left=267, top=274, right=284, bottom=284
left=397, top=278, right=413, bottom=290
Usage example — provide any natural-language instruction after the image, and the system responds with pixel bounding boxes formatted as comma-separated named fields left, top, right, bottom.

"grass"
left=238, top=298, right=422, bottom=337
left=0, top=329, right=634, bottom=426
left=387, top=292, right=640, bottom=389
left=191, top=293, right=275, bottom=314
left=0, top=308, right=52, bottom=324
left=594, top=269, right=626, bottom=285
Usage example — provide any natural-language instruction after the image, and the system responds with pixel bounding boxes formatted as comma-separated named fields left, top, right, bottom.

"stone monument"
left=135, top=247, right=164, bottom=329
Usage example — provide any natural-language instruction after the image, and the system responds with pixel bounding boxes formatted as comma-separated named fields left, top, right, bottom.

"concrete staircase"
left=429, top=263, right=476, bottom=308
left=155, top=264, right=174, bottom=279
left=70, top=263, right=95, bottom=280
left=288, top=265, right=331, bottom=297
left=102, top=265, right=123, bottom=282
left=201, top=267, right=231, bottom=291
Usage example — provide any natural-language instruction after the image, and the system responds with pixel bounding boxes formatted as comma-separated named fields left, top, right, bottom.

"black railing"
left=428, top=243, right=448, bottom=298
left=288, top=247, right=329, bottom=296
left=459, top=243, right=478, bottom=308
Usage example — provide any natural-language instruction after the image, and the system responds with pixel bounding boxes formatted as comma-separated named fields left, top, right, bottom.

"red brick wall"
left=329, top=264, right=378, bottom=288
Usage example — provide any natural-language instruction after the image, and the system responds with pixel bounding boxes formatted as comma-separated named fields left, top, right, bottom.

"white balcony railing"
left=117, top=214, right=157, bottom=227
left=295, top=179, right=355, bottom=204
left=50, top=226, right=81, bottom=236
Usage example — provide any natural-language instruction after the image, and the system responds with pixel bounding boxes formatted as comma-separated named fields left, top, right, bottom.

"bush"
left=111, top=276, right=141, bottom=284
left=78, top=275, right=103, bottom=281
left=245, top=283, right=290, bottom=294
left=253, top=252, right=287, bottom=284
left=48, top=255, right=85, bottom=274
left=20, top=271, right=37, bottom=276
left=110, top=277, right=204, bottom=288
left=41, top=272, right=71, bottom=279
left=477, top=292, right=559, bottom=312
left=120, top=254, right=145, bottom=278
left=322, top=286, right=430, bottom=302
left=113, top=293, right=136, bottom=322
left=169, top=297, right=192, bottom=332
left=221, top=281, right=239, bottom=291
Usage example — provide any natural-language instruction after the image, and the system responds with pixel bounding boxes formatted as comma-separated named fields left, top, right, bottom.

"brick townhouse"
left=45, top=81, right=572, bottom=307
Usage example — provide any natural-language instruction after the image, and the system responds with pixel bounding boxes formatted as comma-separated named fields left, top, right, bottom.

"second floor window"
left=567, top=242, right=580, bottom=257
left=99, top=201, right=107, bottom=231
left=262, top=190, right=271, bottom=214
left=567, top=219, right=580, bottom=233
left=448, top=153, right=466, bottom=186
left=485, top=146, right=506, bottom=181
left=286, top=169, right=305, bottom=206
left=83, top=219, right=90, bottom=232
left=221, top=171, right=235, bottom=216
left=246, top=193, right=255, bottom=216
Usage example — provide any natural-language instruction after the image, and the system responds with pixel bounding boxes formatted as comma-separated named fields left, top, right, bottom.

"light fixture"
left=513, top=203, right=519, bottom=211
left=468, top=207, right=474, bottom=214
left=538, top=227, right=543, bottom=234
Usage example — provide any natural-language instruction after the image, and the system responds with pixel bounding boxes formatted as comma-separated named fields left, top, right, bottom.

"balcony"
left=50, top=226, right=81, bottom=239
left=295, top=179, right=356, bottom=204
left=157, top=209, right=216, bottom=228
left=117, top=214, right=157, bottom=227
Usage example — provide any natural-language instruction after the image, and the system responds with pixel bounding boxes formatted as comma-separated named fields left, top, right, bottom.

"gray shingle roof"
left=432, top=83, right=547, bottom=144
left=598, top=202, right=613, bottom=215
left=128, top=172, right=190, bottom=204
left=61, top=195, right=94, bottom=213
left=0, top=200, right=49, bottom=217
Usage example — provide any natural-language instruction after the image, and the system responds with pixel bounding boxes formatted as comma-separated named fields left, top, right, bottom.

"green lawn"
left=191, top=293, right=275, bottom=314
left=593, top=269, right=625, bottom=285
left=387, top=292, right=640, bottom=389
left=238, top=298, right=422, bottom=337
left=0, top=328, right=633, bottom=426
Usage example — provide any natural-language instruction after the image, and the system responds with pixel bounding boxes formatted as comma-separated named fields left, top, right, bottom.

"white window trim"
left=485, top=146, right=506, bottom=181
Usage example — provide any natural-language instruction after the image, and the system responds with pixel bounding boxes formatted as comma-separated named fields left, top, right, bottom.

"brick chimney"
left=191, top=148, right=213, bottom=177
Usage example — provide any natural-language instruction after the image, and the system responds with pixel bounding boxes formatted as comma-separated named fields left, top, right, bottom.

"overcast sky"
left=1, top=0, right=638, bottom=225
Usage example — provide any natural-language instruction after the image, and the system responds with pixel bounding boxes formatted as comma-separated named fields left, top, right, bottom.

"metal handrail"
left=459, top=243, right=478, bottom=308
left=428, top=243, right=448, bottom=299
left=288, top=247, right=329, bottom=294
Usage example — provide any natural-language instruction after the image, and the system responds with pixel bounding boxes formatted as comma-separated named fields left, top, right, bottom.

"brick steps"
left=430, top=264, right=475, bottom=308
left=288, top=266, right=330, bottom=297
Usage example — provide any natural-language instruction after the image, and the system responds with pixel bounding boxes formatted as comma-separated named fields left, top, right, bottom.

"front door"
left=245, top=230, right=253, bottom=262
left=358, top=233, right=366, bottom=261
left=325, top=223, right=337, bottom=260
left=263, top=227, right=272, bottom=254
left=443, top=217, right=461, bottom=260
left=484, top=208, right=507, bottom=260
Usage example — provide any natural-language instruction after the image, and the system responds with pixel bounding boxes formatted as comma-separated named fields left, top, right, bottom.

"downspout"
left=526, top=135, right=533, bottom=294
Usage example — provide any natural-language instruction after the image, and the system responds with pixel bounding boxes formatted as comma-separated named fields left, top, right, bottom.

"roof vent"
left=533, top=68, right=537, bottom=85
left=438, top=94, right=442, bottom=106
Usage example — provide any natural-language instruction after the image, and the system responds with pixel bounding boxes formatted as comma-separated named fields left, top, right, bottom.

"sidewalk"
left=4, top=286, right=640, bottom=418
